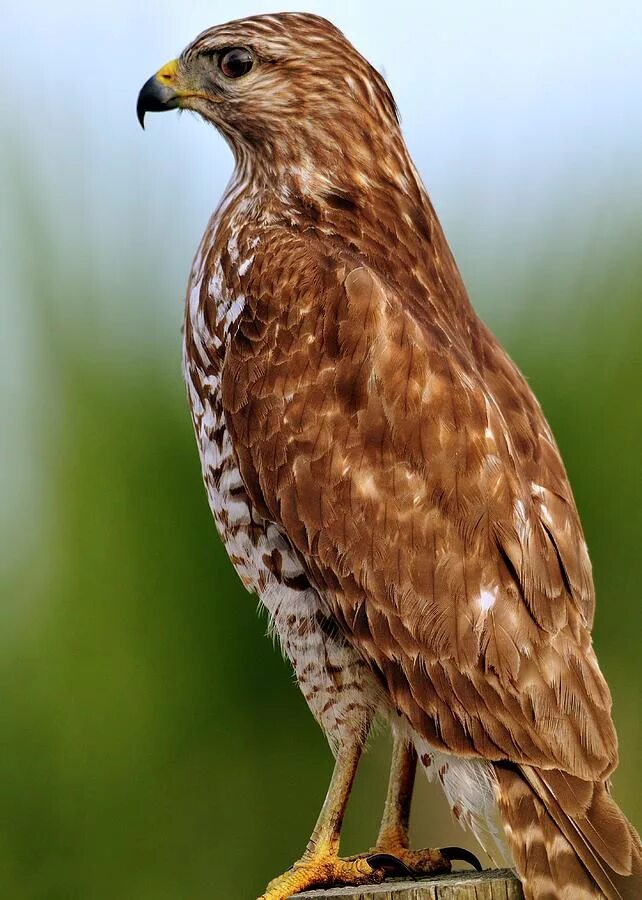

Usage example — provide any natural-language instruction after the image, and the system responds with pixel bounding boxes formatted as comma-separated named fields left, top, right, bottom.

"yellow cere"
left=155, top=59, right=179, bottom=85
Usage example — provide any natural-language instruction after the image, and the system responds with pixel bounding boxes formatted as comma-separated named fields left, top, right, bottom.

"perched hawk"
left=137, top=13, right=641, bottom=900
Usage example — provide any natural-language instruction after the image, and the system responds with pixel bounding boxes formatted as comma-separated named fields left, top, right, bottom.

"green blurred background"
left=1, top=2, right=640, bottom=898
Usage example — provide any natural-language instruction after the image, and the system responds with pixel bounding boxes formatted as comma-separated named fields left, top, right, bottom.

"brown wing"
left=222, top=250, right=616, bottom=781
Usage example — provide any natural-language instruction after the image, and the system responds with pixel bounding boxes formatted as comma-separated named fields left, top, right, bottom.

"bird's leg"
left=358, top=734, right=479, bottom=877
left=258, top=738, right=384, bottom=900
left=375, top=730, right=418, bottom=851
left=366, top=735, right=450, bottom=874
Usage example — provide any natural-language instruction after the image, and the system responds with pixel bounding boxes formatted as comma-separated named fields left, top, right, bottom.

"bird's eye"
left=219, top=48, right=254, bottom=79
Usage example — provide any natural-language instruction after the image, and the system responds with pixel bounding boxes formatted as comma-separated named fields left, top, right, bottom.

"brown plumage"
left=138, top=13, right=641, bottom=899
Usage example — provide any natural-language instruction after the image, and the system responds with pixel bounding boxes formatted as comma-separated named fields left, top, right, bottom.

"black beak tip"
left=137, top=101, right=146, bottom=130
left=137, top=75, right=178, bottom=130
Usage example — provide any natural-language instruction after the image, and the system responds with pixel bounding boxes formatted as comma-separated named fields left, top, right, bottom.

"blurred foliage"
left=1, top=141, right=640, bottom=900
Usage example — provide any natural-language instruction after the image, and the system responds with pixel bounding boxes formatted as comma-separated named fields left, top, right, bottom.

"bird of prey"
left=137, top=13, right=641, bottom=900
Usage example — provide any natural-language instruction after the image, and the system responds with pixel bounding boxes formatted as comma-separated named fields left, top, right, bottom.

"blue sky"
left=4, top=0, right=642, bottom=224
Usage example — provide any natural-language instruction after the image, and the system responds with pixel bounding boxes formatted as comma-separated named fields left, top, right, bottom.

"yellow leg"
left=375, top=731, right=418, bottom=850
left=258, top=740, right=383, bottom=900
left=356, top=735, right=450, bottom=875
left=364, top=734, right=480, bottom=877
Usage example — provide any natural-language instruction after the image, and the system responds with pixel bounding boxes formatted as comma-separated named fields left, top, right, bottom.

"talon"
left=440, top=845, right=483, bottom=871
left=366, top=852, right=415, bottom=877
left=363, top=845, right=451, bottom=879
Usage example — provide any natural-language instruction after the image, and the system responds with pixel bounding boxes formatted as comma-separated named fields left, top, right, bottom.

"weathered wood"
left=294, top=868, right=524, bottom=899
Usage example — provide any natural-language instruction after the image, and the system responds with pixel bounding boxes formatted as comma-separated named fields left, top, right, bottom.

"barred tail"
left=494, top=763, right=642, bottom=900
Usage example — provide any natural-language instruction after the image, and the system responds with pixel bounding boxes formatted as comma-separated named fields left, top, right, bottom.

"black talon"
left=440, top=846, right=483, bottom=872
left=366, top=853, right=416, bottom=878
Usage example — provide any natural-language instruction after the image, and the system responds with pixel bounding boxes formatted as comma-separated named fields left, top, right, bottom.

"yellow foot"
left=258, top=854, right=384, bottom=900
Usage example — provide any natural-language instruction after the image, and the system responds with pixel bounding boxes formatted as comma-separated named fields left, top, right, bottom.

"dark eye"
left=219, top=48, right=254, bottom=79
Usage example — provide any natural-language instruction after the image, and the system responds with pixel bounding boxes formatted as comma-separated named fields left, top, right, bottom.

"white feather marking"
left=237, top=256, right=254, bottom=277
left=478, top=587, right=497, bottom=613
left=227, top=295, right=246, bottom=326
left=227, top=232, right=239, bottom=263
left=540, top=504, right=554, bottom=525
left=412, top=734, right=512, bottom=866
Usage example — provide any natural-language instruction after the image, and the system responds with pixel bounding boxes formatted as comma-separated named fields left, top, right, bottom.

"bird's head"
left=137, top=13, right=400, bottom=174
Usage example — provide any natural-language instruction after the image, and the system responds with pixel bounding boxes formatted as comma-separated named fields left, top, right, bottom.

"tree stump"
left=294, top=868, right=524, bottom=899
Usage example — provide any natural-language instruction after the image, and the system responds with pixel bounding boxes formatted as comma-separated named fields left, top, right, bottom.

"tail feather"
left=494, top=763, right=642, bottom=900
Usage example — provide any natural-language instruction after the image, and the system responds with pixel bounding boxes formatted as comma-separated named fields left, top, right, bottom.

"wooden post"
left=294, top=868, right=524, bottom=899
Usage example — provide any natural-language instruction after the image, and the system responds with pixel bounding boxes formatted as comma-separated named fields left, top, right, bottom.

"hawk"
left=137, top=13, right=641, bottom=900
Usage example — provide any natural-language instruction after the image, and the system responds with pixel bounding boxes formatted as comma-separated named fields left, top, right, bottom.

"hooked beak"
left=137, top=59, right=181, bottom=129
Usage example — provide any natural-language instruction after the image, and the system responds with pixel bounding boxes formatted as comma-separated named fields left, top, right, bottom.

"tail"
left=494, top=763, right=642, bottom=900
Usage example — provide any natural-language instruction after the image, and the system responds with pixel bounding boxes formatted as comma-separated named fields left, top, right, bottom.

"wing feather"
left=223, top=251, right=616, bottom=781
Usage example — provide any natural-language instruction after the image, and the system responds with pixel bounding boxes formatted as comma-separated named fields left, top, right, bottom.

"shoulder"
left=240, top=225, right=356, bottom=308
